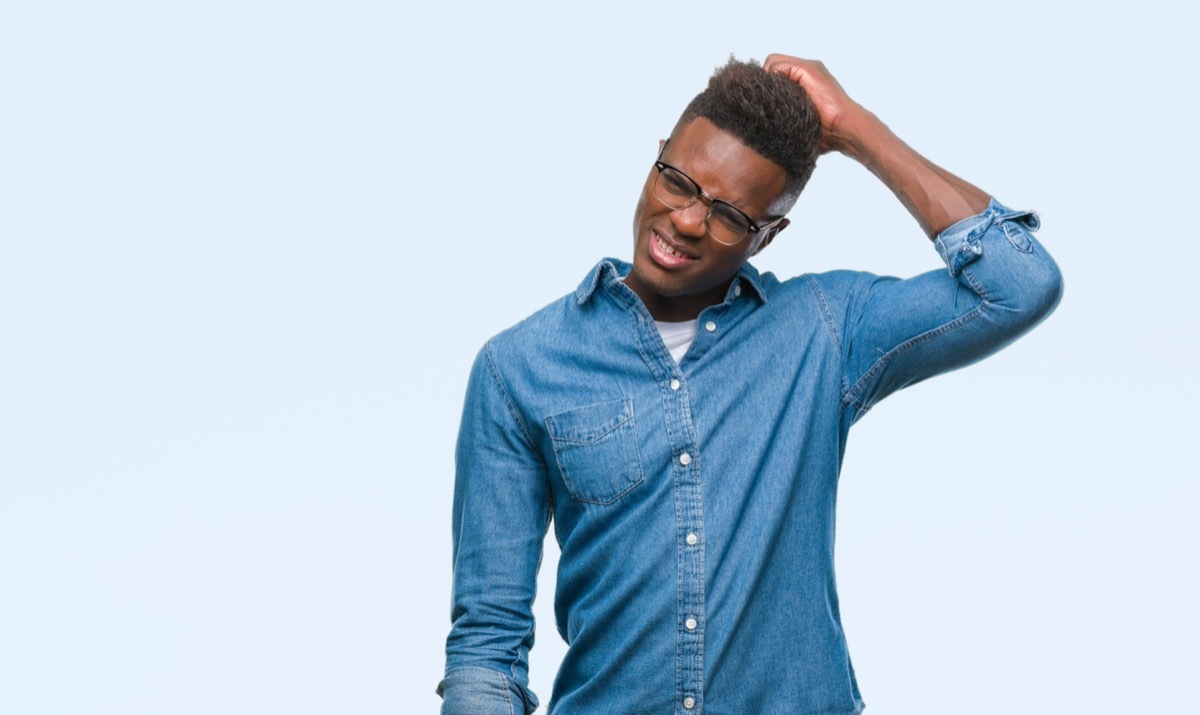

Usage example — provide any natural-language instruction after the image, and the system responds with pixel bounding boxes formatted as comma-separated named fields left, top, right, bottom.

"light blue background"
left=2, top=2, right=1195, bottom=713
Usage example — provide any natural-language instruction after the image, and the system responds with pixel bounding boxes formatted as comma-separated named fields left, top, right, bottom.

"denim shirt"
left=439, top=199, right=1062, bottom=714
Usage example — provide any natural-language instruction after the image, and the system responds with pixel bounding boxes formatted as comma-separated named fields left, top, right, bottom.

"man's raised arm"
left=762, top=54, right=1063, bottom=419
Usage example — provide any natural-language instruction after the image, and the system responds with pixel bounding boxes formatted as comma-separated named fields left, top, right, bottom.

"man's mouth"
left=650, top=230, right=699, bottom=268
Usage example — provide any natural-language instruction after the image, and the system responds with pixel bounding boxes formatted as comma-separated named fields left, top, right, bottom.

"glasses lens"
left=655, top=166, right=696, bottom=210
left=707, top=203, right=751, bottom=245
left=654, top=164, right=752, bottom=245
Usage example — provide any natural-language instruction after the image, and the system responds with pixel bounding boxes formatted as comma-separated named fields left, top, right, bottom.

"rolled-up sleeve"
left=842, top=197, right=1064, bottom=421
left=438, top=665, right=538, bottom=715
left=439, top=344, right=549, bottom=714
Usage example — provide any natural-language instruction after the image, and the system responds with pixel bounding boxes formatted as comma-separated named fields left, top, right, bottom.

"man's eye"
left=711, top=205, right=749, bottom=232
left=663, top=171, right=695, bottom=196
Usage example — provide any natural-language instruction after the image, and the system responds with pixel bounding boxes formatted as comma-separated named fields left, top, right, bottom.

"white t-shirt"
left=654, top=319, right=698, bottom=364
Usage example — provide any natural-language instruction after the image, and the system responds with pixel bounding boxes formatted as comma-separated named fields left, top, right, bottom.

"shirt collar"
left=574, top=258, right=628, bottom=304
left=575, top=258, right=770, bottom=306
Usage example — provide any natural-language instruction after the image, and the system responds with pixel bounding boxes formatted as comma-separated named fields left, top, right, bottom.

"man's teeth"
left=657, top=234, right=688, bottom=259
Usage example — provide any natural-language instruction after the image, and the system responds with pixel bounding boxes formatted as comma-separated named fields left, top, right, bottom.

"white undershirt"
left=654, top=319, right=698, bottom=364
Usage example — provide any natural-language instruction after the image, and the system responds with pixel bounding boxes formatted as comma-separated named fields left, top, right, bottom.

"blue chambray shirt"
left=440, top=199, right=1062, bottom=714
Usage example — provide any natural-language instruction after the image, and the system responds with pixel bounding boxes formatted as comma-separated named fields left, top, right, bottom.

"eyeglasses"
left=653, top=142, right=787, bottom=246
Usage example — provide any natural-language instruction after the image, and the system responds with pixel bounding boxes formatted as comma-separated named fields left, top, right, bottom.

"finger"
left=763, top=53, right=804, bottom=70
left=764, top=58, right=813, bottom=85
left=764, top=59, right=797, bottom=78
left=764, top=54, right=791, bottom=74
left=764, top=57, right=793, bottom=74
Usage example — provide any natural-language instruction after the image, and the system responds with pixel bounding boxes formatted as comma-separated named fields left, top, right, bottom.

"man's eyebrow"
left=662, top=153, right=763, bottom=215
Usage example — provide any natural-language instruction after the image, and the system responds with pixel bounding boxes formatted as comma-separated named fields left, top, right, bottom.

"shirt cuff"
left=933, top=197, right=1041, bottom=276
left=437, top=665, right=539, bottom=715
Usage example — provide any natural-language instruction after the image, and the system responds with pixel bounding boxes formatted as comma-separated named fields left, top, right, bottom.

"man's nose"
left=669, top=201, right=709, bottom=239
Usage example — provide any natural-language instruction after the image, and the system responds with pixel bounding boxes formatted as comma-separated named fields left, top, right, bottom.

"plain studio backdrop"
left=1, top=2, right=1195, bottom=713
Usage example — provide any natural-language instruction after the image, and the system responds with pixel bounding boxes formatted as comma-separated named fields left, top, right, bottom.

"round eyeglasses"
left=652, top=153, right=787, bottom=246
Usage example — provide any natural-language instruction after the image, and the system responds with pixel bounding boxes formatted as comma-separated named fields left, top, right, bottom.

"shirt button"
left=686, top=532, right=698, bottom=546
left=685, top=617, right=697, bottom=630
left=705, top=320, right=717, bottom=332
left=734, top=284, right=742, bottom=297
left=683, top=696, right=696, bottom=709
left=670, top=379, right=680, bottom=391
left=679, top=453, right=692, bottom=466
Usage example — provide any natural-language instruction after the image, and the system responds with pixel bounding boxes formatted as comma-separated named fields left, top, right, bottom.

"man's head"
left=624, top=57, right=822, bottom=321
left=675, top=57, right=822, bottom=214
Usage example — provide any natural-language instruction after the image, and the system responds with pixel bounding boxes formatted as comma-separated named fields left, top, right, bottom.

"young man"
left=438, top=54, right=1062, bottom=714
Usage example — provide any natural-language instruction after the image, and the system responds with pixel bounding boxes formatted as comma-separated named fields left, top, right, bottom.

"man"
left=438, top=54, right=1062, bottom=714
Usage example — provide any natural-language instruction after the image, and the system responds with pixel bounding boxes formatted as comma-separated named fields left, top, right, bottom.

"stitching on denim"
left=505, top=661, right=538, bottom=715
left=673, top=321, right=707, bottom=712
left=545, top=398, right=645, bottom=506
left=683, top=377, right=707, bottom=713
left=621, top=304, right=690, bottom=705
left=960, top=262, right=991, bottom=303
left=625, top=300, right=708, bottom=708
left=483, top=343, right=541, bottom=457
left=843, top=302, right=986, bottom=413
left=552, top=467, right=644, bottom=505
left=625, top=407, right=647, bottom=498
left=934, top=235, right=951, bottom=267
left=1001, top=221, right=1035, bottom=253
left=623, top=307, right=689, bottom=709
left=577, top=259, right=621, bottom=305
left=803, top=275, right=852, bottom=401
left=604, top=269, right=644, bottom=312
left=802, top=275, right=844, bottom=355
left=493, top=667, right=515, bottom=715
left=545, top=401, right=632, bottom=443
left=556, top=459, right=645, bottom=506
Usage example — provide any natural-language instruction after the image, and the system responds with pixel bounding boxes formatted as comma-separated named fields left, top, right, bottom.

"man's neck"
left=622, top=276, right=730, bottom=322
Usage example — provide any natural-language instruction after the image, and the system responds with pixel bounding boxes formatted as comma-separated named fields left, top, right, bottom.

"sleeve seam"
left=802, top=275, right=844, bottom=354
left=482, top=342, right=540, bottom=455
left=802, top=275, right=851, bottom=401
left=842, top=301, right=988, bottom=412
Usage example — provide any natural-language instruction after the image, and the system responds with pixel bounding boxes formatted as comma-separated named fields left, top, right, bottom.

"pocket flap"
left=545, top=399, right=633, bottom=445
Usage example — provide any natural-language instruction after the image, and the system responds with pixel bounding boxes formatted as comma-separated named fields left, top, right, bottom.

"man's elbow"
left=993, top=249, right=1064, bottom=333
left=1024, top=251, right=1064, bottom=323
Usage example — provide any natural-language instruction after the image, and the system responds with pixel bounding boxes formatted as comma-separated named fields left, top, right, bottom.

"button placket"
left=651, top=316, right=704, bottom=715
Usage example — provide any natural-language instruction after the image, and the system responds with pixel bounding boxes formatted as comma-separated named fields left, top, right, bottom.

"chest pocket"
left=545, top=398, right=644, bottom=506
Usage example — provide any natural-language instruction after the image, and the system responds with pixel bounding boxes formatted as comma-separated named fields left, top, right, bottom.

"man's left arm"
left=764, top=54, right=1063, bottom=418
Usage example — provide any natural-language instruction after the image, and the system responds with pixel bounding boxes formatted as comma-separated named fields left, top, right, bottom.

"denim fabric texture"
left=440, top=199, right=1063, bottom=714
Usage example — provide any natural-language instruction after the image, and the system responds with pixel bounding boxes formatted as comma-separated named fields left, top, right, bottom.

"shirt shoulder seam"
left=482, top=341, right=539, bottom=453
left=800, top=274, right=851, bottom=401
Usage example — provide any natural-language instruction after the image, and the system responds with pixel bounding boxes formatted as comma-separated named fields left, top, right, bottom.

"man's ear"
left=751, top=218, right=789, bottom=256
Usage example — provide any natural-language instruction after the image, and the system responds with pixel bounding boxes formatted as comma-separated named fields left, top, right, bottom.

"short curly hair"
left=675, top=57, right=822, bottom=210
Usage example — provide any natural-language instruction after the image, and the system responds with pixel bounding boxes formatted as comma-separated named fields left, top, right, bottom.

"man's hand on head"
left=765, top=52, right=989, bottom=237
left=762, top=54, right=873, bottom=157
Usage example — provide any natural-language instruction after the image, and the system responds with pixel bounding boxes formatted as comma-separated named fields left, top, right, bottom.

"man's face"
left=625, top=117, right=790, bottom=322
